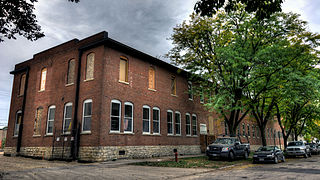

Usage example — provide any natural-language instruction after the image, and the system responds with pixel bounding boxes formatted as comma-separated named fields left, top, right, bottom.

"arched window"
left=167, top=110, right=173, bottom=135
left=152, top=107, right=160, bottom=134
left=63, top=102, right=73, bottom=134
left=40, top=68, right=47, bottom=91
left=148, top=66, right=155, bottom=90
left=85, top=53, right=94, bottom=80
left=19, top=74, right=26, bottom=96
left=14, top=110, right=22, bottom=136
left=82, top=99, right=92, bottom=132
left=119, top=56, right=128, bottom=82
left=124, top=102, right=133, bottom=133
left=185, top=113, right=191, bottom=136
left=67, top=59, right=75, bottom=84
left=110, top=100, right=121, bottom=132
left=46, top=105, right=56, bottom=135
left=34, top=107, right=43, bottom=135
left=142, top=105, right=150, bottom=134
left=175, top=111, right=181, bottom=135
left=192, top=114, right=197, bottom=136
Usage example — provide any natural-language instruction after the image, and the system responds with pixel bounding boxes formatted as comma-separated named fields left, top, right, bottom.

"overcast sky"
left=0, top=0, right=319, bottom=127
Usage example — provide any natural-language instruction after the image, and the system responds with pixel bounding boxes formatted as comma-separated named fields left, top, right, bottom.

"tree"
left=194, top=0, right=283, bottom=20
left=0, top=0, right=79, bottom=42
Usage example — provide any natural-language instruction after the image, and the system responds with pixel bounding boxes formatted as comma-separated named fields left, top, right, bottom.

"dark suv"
left=206, top=136, right=250, bottom=161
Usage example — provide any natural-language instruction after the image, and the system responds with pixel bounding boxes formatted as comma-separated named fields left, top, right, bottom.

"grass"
left=132, top=155, right=253, bottom=169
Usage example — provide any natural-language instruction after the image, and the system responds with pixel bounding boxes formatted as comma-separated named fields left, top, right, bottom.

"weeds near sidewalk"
left=131, top=156, right=252, bottom=168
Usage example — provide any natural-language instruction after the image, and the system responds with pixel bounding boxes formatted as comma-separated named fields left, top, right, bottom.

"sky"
left=0, top=0, right=319, bottom=127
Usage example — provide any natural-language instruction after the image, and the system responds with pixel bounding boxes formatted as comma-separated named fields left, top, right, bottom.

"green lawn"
left=132, top=155, right=253, bottom=169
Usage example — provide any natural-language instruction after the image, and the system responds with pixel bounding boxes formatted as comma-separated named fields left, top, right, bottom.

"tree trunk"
left=283, top=135, right=288, bottom=149
left=260, top=127, right=267, bottom=146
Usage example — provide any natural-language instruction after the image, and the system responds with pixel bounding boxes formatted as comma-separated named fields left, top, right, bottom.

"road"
left=1, top=155, right=320, bottom=180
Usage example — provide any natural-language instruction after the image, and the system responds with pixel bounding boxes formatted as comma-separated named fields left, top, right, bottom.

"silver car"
left=286, top=141, right=311, bottom=158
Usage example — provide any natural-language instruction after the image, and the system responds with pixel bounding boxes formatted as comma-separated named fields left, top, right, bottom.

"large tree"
left=194, top=0, right=283, bottom=20
left=0, top=0, right=79, bottom=42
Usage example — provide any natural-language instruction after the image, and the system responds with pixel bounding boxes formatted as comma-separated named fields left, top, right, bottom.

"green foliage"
left=1, top=138, right=5, bottom=149
left=194, top=0, right=283, bottom=20
left=0, top=0, right=79, bottom=42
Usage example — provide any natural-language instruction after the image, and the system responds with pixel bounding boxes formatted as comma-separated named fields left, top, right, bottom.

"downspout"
left=70, top=50, right=83, bottom=160
left=10, top=66, right=30, bottom=153
left=71, top=32, right=108, bottom=160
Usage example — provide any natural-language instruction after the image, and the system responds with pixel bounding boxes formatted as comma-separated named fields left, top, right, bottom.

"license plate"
left=259, top=158, right=264, bottom=161
left=212, top=154, right=218, bottom=156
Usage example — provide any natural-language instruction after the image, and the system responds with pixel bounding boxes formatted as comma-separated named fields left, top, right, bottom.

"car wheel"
left=228, top=152, right=235, bottom=162
left=274, top=156, right=278, bottom=164
left=244, top=151, right=248, bottom=160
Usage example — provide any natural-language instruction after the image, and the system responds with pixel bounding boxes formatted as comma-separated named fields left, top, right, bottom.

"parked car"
left=286, top=141, right=311, bottom=158
left=253, top=146, right=285, bottom=164
left=308, top=143, right=319, bottom=155
left=206, top=136, right=250, bottom=161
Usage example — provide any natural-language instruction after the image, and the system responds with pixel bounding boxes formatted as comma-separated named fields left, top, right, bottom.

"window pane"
left=153, top=121, right=159, bottom=133
left=186, top=115, right=190, bottom=135
left=124, top=118, right=132, bottom=132
left=67, top=59, right=75, bottom=84
left=83, top=117, right=91, bottom=131
left=192, top=115, right=197, bottom=135
left=86, top=53, right=94, bottom=80
left=40, top=68, right=47, bottom=91
left=111, top=103, right=120, bottom=116
left=153, top=109, right=159, bottom=120
left=143, top=120, right=149, bottom=132
left=111, top=117, right=119, bottom=131
left=143, top=108, right=149, bottom=119
left=65, top=105, right=72, bottom=118
left=14, top=112, right=22, bottom=136
left=171, top=76, right=176, bottom=95
left=119, top=58, right=128, bottom=82
left=84, top=102, right=92, bottom=116
left=167, top=112, right=172, bottom=134
left=47, top=121, right=54, bottom=134
left=49, top=108, right=55, bottom=120
left=64, top=118, right=72, bottom=133
left=125, top=105, right=132, bottom=118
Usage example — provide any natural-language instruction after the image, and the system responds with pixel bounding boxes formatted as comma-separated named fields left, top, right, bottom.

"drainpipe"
left=10, top=66, right=30, bottom=153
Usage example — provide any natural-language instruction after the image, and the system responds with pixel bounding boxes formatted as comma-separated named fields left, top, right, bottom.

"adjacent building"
left=4, top=31, right=284, bottom=161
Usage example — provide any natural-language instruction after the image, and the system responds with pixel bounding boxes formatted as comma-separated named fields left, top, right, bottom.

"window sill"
left=33, top=135, right=41, bottom=138
left=142, top=133, right=161, bottom=136
left=123, top=132, right=134, bottom=135
left=13, top=135, right=18, bottom=138
left=38, top=90, right=45, bottom=93
left=84, top=78, right=94, bottom=82
left=200, top=101, right=204, bottom=104
left=109, top=131, right=120, bottom=134
left=62, top=132, right=71, bottom=136
left=118, top=80, right=129, bottom=85
left=171, top=94, right=178, bottom=97
left=189, top=98, right=193, bottom=101
left=81, top=131, right=91, bottom=135
left=65, top=83, right=74, bottom=87
left=167, top=134, right=175, bottom=136
left=17, top=94, right=24, bottom=97
left=148, top=88, right=157, bottom=92
left=44, top=134, right=53, bottom=137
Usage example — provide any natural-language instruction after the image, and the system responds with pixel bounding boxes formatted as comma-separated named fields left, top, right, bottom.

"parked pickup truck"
left=206, top=136, right=250, bottom=161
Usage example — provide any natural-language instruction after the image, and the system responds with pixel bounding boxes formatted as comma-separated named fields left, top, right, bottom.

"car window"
left=257, top=146, right=274, bottom=151
left=214, top=138, right=236, bottom=145
left=288, top=142, right=303, bottom=146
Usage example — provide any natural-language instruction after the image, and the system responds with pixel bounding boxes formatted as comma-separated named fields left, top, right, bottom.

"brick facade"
left=5, top=31, right=284, bottom=161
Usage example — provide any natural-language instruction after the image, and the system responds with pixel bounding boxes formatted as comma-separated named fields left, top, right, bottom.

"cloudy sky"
left=0, top=0, right=319, bottom=127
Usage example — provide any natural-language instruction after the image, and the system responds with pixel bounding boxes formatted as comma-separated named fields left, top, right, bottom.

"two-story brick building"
left=4, top=31, right=284, bottom=161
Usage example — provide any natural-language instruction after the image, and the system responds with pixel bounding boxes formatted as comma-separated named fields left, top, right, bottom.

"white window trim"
left=152, top=107, right=160, bottom=135
left=192, top=114, right=197, bottom=136
left=63, top=102, right=72, bottom=134
left=186, top=113, right=191, bottom=136
left=14, top=110, right=22, bottom=137
left=188, top=81, right=193, bottom=100
left=46, top=105, right=55, bottom=135
left=82, top=99, right=92, bottom=133
left=175, top=111, right=181, bottom=136
left=110, top=100, right=121, bottom=133
left=167, top=110, right=174, bottom=135
left=142, top=105, right=150, bottom=134
left=124, top=102, right=134, bottom=133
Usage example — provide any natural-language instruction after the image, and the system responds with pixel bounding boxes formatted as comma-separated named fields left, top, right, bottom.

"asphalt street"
left=1, top=154, right=319, bottom=180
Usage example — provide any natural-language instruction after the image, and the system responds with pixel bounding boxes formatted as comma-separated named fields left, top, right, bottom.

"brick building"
left=4, top=31, right=283, bottom=161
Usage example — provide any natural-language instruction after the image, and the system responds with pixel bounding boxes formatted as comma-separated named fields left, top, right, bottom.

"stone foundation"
left=3, top=145, right=201, bottom=162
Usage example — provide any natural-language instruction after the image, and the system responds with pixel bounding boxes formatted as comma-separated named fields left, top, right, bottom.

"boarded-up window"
left=119, top=57, right=128, bottom=82
left=148, top=67, right=155, bottom=89
left=34, top=107, right=43, bottom=135
left=171, top=76, right=176, bottom=95
left=19, top=74, right=26, bottom=96
left=67, top=59, right=75, bottom=84
left=40, top=68, right=47, bottom=91
left=85, top=53, right=94, bottom=80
